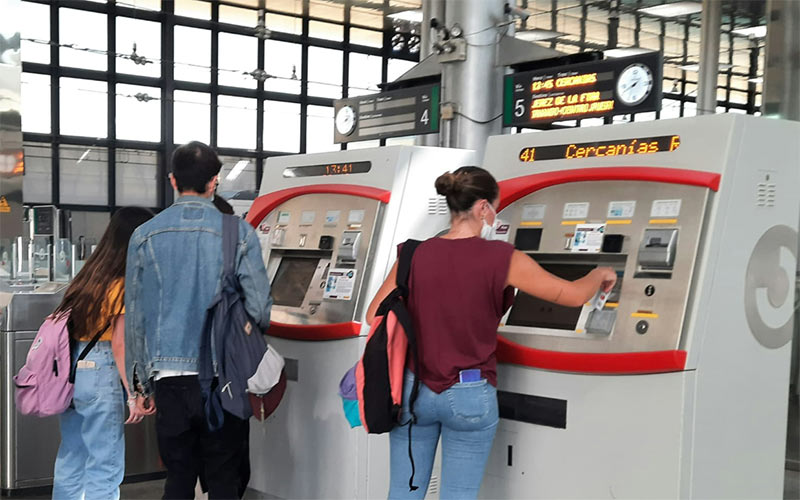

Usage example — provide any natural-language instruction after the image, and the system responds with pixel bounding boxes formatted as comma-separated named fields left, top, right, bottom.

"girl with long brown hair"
left=51, top=206, right=156, bottom=500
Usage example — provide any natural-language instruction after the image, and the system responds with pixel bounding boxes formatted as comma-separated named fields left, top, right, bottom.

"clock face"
left=335, top=106, right=357, bottom=136
left=616, top=63, right=654, bottom=106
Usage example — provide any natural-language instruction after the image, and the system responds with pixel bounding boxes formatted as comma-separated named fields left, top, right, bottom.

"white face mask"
left=480, top=204, right=500, bottom=240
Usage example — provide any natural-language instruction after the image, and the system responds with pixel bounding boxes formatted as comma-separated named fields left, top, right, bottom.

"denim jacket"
left=124, top=196, right=272, bottom=394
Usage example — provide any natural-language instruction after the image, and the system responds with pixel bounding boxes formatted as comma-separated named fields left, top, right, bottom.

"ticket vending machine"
left=478, top=114, right=799, bottom=499
left=245, top=146, right=476, bottom=499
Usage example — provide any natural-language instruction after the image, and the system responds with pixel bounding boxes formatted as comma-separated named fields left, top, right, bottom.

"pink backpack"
left=14, top=313, right=107, bottom=417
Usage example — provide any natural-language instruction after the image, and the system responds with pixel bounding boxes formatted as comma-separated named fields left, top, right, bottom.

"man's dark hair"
left=171, top=141, right=222, bottom=194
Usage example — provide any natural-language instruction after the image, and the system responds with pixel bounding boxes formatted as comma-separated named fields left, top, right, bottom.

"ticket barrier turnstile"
left=245, top=146, right=477, bottom=499
left=479, top=114, right=799, bottom=499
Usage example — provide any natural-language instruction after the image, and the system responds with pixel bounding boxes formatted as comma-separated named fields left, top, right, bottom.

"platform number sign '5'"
left=744, top=225, right=797, bottom=349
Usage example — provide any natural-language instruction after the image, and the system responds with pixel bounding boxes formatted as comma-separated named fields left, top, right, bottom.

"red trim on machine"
left=245, top=184, right=392, bottom=227
left=268, top=321, right=362, bottom=341
left=497, top=167, right=721, bottom=211
left=496, top=337, right=688, bottom=374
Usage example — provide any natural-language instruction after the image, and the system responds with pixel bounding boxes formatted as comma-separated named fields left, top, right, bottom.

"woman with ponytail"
left=367, top=166, right=617, bottom=499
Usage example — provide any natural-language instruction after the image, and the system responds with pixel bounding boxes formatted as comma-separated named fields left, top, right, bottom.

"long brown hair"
left=54, top=207, right=154, bottom=339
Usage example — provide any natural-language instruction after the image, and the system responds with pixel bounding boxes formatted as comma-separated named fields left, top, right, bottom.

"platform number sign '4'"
left=420, top=109, right=429, bottom=126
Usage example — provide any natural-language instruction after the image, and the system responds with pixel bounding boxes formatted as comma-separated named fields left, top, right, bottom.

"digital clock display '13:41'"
left=282, top=161, right=372, bottom=178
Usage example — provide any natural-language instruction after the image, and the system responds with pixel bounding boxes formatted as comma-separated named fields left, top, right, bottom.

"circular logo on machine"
left=744, top=225, right=797, bottom=349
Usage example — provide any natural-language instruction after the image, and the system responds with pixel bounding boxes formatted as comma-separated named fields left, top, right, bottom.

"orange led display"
left=518, top=135, right=681, bottom=163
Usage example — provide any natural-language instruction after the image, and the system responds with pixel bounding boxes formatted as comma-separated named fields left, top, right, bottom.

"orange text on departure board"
left=517, top=135, right=681, bottom=163
left=531, top=73, right=598, bottom=93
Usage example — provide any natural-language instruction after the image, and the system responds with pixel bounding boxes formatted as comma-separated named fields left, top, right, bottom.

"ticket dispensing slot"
left=636, top=228, right=678, bottom=279
left=336, top=231, right=361, bottom=267
left=505, top=254, right=626, bottom=337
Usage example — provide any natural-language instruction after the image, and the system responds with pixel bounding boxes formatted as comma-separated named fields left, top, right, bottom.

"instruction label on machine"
left=651, top=199, right=681, bottom=218
left=563, top=202, right=589, bottom=219
left=522, top=204, right=546, bottom=221
left=608, top=201, right=636, bottom=218
left=324, top=269, right=358, bottom=300
left=572, top=223, right=605, bottom=253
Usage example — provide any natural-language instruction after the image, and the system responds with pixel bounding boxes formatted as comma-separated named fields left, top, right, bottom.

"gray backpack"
left=199, top=214, right=267, bottom=430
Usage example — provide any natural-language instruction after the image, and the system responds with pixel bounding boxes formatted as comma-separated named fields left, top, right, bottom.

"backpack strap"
left=393, top=239, right=424, bottom=492
left=68, top=319, right=112, bottom=384
left=222, top=214, right=238, bottom=277
left=395, top=239, right=421, bottom=294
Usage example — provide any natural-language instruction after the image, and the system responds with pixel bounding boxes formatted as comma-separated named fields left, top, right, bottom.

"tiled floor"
left=0, top=471, right=797, bottom=499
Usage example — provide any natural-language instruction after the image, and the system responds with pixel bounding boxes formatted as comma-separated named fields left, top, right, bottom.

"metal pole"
left=443, top=0, right=506, bottom=157
left=763, top=0, right=800, bottom=120
left=696, top=0, right=721, bottom=115
left=417, top=0, right=445, bottom=147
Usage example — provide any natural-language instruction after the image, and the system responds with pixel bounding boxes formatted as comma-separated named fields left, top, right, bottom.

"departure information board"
left=504, top=52, right=663, bottom=127
left=518, top=135, right=680, bottom=163
left=333, top=84, right=440, bottom=143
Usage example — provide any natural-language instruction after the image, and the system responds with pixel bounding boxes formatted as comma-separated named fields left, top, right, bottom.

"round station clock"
left=335, top=105, right=357, bottom=136
left=616, top=63, right=654, bottom=106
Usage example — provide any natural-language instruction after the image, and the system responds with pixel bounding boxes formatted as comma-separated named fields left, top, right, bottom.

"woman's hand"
left=590, top=266, right=618, bottom=292
left=125, top=394, right=156, bottom=424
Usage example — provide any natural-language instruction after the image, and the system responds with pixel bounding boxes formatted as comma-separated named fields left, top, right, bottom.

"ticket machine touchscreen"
left=271, top=257, right=321, bottom=308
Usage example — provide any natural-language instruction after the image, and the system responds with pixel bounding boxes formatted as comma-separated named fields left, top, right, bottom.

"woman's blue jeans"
left=389, top=371, right=499, bottom=500
left=52, top=341, right=125, bottom=500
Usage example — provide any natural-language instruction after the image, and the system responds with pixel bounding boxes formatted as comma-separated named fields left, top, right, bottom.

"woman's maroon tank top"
left=404, top=237, right=515, bottom=393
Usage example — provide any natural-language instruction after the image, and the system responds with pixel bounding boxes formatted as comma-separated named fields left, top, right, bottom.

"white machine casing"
left=246, top=146, right=477, bottom=499
left=478, top=114, right=799, bottom=499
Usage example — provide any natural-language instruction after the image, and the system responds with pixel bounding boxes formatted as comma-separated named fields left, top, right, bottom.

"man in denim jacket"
left=124, top=142, right=272, bottom=498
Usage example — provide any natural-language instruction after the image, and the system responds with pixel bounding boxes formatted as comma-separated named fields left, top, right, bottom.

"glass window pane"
left=69, top=211, right=110, bottom=244
left=116, top=149, right=158, bottom=207
left=117, top=17, right=161, bottom=78
left=21, top=1, right=50, bottom=63
left=385, top=136, right=415, bottom=146
left=118, top=0, right=160, bottom=10
left=265, top=40, right=301, bottom=94
left=265, top=13, right=303, bottom=35
left=59, top=145, right=109, bottom=206
left=351, top=28, right=383, bottom=48
left=635, top=111, right=657, bottom=122
left=310, top=0, right=344, bottom=22
left=117, top=84, right=161, bottom=142
left=309, top=21, right=343, bottom=42
left=263, top=101, right=300, bottom=153
left=22, top=143, right=52, bottom=204
left=60, top=8, right=107, bottom=70
left=661, top=99, right=681, bottom=119
left=220, top=5, right=258, bottom=26
left=347, top=139, right=380, bottom=150
left=175, top=26, right=211, bottom=83
left=349, top=53, right=382, bottom=97
left=21, top=73, right=50, bottom=134
left=60, top=78, right=107, bottom=138
left=268, top=0, right=302, bottom=15
left=218, top=33, right=257, bottom=89
left=218, top=156, right=257, bottom=194
left=174, top=90, right=210, bottom=145
left=351, top=6, right=384, bottom=29
left=217, top=95, right=257, bottom=150
left=174, top=0, right=210, bottom=19
left=580, top=118, right=605, bottom=127
left=387, top=59, right=416, bottom=82
left=306, top=105, right=336, bottom=153
left=308, top=47, right=343, bottom=98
